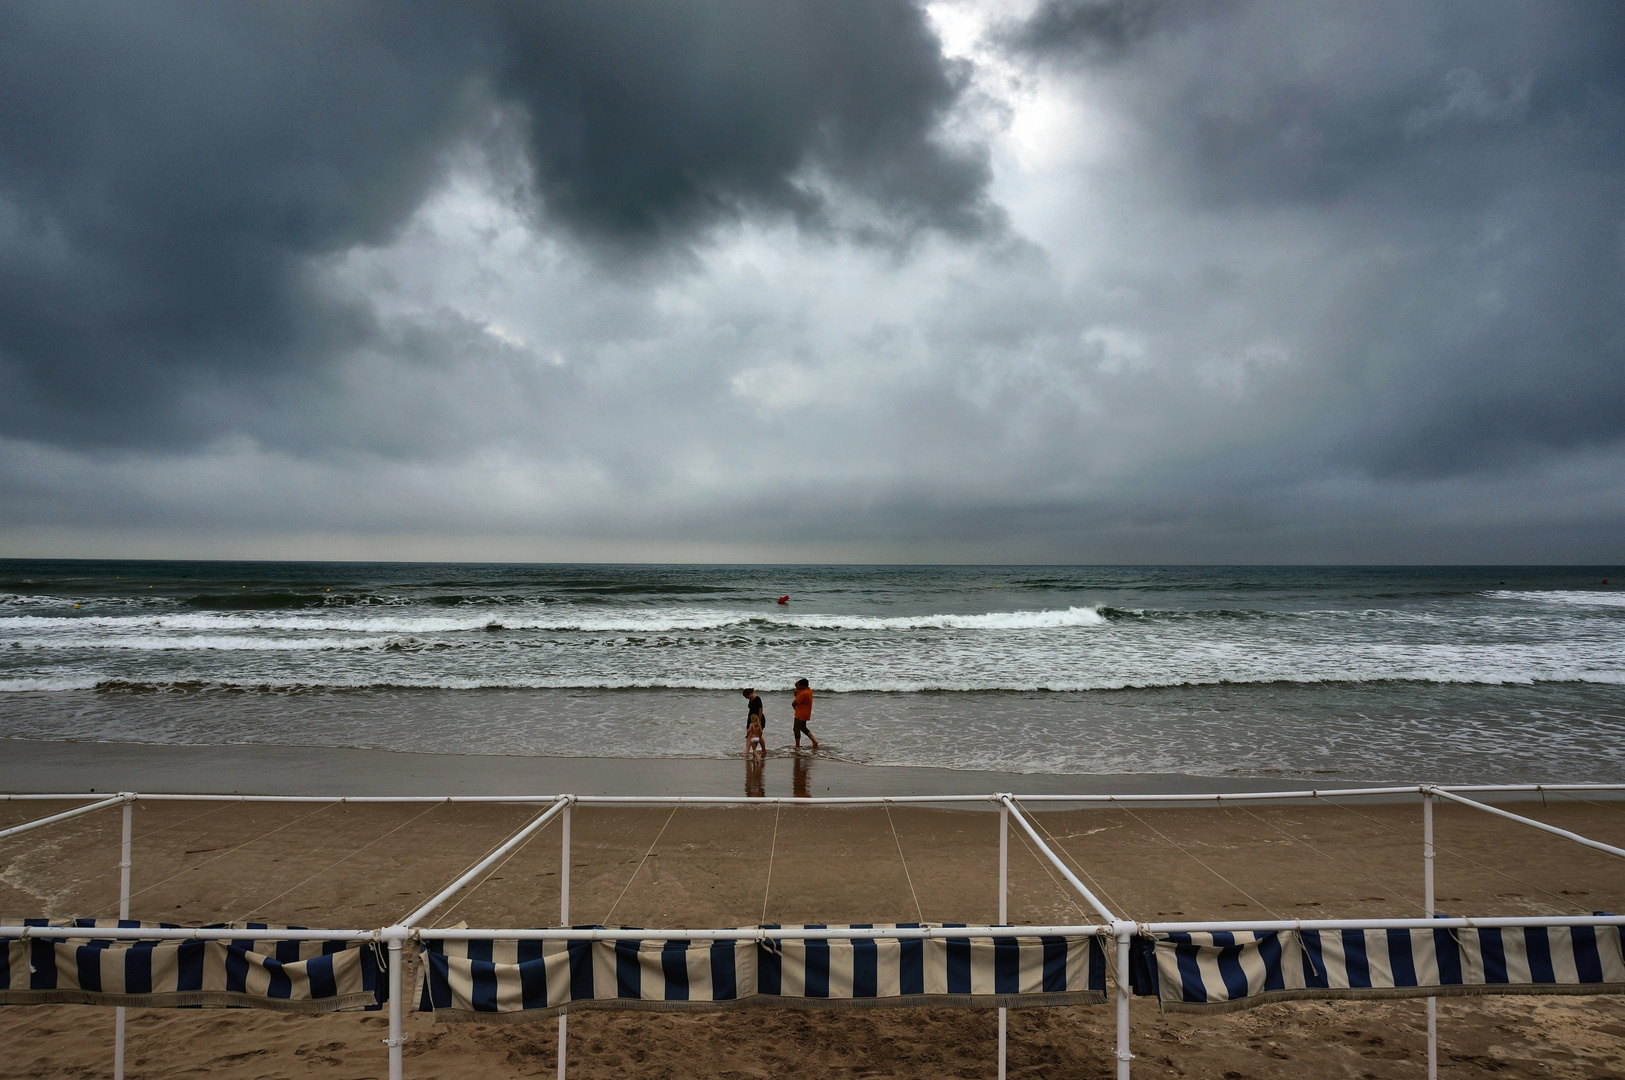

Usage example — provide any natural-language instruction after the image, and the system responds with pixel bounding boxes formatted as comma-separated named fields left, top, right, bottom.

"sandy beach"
left=6, top=762, right=1625, bottom=1078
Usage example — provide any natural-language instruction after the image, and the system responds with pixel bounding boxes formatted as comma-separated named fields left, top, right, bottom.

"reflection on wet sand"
left=742, top=749, right=817, bottom=797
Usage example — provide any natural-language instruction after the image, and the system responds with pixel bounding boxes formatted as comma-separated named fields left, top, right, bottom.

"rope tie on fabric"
left=366, top=936, right=395, bottom=997
left=1295, top=931, right=1323, bottom=979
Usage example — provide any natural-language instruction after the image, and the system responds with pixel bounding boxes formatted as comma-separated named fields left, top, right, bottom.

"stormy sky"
left=1, top=0, right=1621, bottom=562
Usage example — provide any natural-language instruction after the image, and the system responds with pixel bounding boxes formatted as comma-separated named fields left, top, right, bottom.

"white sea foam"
left=780, top=606, right=1108, bottom=630
left=1489, top=589, right=1625, bottom=608
left=0, top=675, right=106, bottom=692
left=13, top=635, right=369, bottom=652
left=0, top=605, right=1109, bottom=635
left=0, top=612, right=515, bottom=633
left=0, top=593, right=166, bottom=608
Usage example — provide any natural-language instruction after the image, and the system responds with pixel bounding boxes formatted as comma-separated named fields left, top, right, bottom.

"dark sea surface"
left=2, top=560, right=1623, bottom=783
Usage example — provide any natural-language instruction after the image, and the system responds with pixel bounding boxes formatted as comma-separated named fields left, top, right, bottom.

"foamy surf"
left=1489, top=589, right=1625, bottom=608
left=0, top=604, right=1108, bottom=635
left=2, top=562, right=1622, bottom=781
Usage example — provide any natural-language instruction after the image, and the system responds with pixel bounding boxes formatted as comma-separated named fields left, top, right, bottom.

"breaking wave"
left=0, top=605, right=1108, bottom=635
left=1489, top=590, right=1625, bottom=608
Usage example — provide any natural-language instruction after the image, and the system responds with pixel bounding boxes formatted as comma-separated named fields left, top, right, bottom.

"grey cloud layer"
left=0, top=0, right=1622, bottom=559
left=1018, top=0, right=1625, bottom=479
left=0, top=0, right=986, bottom=448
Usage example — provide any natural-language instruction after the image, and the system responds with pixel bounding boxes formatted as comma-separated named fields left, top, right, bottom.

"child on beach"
left=745, top=714, right=766, bottom=760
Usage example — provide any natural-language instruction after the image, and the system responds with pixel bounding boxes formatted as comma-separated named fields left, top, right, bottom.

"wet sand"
left=0, top=737, right=1380, bottom=798
left=5, top=791, right=1625, bottom=1077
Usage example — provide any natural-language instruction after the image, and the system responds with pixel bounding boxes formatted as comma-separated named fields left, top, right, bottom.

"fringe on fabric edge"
left=1159, top=981, right=1625, bottom=1015
left=427, top=990, right=1108, bottom=1023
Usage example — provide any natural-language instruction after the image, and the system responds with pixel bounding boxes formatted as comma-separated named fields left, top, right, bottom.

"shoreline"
left=0, top=736, right=1391, bottom=798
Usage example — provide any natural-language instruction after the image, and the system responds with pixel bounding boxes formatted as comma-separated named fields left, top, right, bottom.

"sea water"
left=2, top=561, right=1622, bottom=783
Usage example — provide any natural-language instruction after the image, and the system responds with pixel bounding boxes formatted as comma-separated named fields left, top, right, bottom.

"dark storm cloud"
left=0, top=3, right=481, bottom=448
left=1008, top=0, right=1625, bottom=480
left=497, top=2, right=994, bottom=243
left=0, top=0, right=988, bottom=450
left=3, top=0, right=1624, bottom=562
left=1002, top=0, right=1223, bottom=61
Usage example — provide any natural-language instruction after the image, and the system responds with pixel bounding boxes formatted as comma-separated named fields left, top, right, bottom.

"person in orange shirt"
left=791, top=678, right=819, bottom=749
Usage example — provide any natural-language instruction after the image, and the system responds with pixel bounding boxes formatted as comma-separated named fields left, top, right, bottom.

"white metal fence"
left=4, top=783, right=1624, bottom=1079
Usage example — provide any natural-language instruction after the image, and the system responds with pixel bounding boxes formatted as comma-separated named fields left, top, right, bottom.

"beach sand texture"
left=5, top=796, right=1625, bottom=1077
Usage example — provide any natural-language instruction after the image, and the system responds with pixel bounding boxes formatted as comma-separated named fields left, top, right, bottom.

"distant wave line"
left=0, top=605, right=1112, bottom=634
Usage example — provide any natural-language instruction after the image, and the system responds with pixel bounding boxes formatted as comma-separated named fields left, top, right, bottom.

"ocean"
left=2, top=560, right=1622, bottom=784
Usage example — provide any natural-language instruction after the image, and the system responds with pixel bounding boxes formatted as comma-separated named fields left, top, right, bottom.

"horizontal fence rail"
left=0, top=926, right=379, bottom=941
left=1142, top=915, right=1625, bottom=934
left=7, top=784, right=1625, bottom=807
left=0, top=793, right=131, bottom=840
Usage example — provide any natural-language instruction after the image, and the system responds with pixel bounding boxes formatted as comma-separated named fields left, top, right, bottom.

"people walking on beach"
left=743, top=687, right=764, bottom=737
left=745, top=713, right=766, bottom=760
left=792, top=678, right=819, bottom=749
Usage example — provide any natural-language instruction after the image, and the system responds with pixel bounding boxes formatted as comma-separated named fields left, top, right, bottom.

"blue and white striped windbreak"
left=420, top=924, right=1107, bottom=1020
left=1137, top=924, right=1625, bottom=1012
left=0, top=920, right=386, bottom=1012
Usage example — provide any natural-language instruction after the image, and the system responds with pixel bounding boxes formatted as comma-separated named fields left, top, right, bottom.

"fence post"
left=1424, top=790, right=1436, bottom=1080
left=999, top=797, right=1008, bottom=1080
left=1114, top=920, right=1134, bottom=1079
left=114, top=795, right=133, bottom=1080
left=385, top=926, right=406, bottom=1080
left=559, top=798, right=572, bottom=1080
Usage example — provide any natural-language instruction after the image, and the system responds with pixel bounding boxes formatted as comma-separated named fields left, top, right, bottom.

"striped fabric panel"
left=420, top=925, right=1106, bottom=1020
left=1152, top=925, right=1625, bottom=1012
left=0, top=920, right=385, bottom=1012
